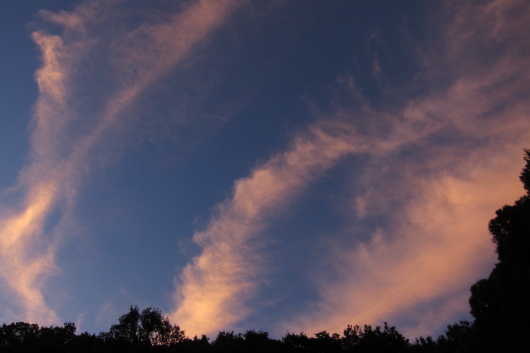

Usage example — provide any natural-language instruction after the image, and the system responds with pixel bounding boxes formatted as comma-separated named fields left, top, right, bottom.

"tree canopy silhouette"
left=468, top=149, right=530, bottom=352
left=103, top=305, right=185, bottom=347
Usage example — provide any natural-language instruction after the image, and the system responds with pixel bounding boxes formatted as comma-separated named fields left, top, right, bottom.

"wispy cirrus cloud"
left=171, top=0, right=530, bottom=339
left=287, top=149, right=525, bottom=338
left=171, top=121, right=365, bottom=336
left=283, top=0, right=530, bottom=338
left=0, top=0, right=239, bottom=325
left=2, top=0, right=528, bottom=339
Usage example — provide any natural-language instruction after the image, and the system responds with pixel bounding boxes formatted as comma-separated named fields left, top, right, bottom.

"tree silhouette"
left=0, top=322, right=77, bottom=353
left=106, top=305, right=185, bottom=348
left=468, top=149, right=530, bottom=352
left=413, top=321, right=472, bottom=353
left=282, top=331, right=311, bottom=352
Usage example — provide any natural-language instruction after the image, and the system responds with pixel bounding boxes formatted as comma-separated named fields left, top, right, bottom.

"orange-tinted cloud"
left=0, top=0, right=239, bottom=325
left=170, top=0, right=530, bottom=339
left=286, top=150, right=525, bottom=338
left=171, top=122, right=365, bottom=336
left=282, top=0, right=530, bottom=338
left=0, top=182, right=59, bottom=324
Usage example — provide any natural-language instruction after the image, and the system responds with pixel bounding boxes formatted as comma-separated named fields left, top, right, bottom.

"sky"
left=1, top=0, right=529, bottom=340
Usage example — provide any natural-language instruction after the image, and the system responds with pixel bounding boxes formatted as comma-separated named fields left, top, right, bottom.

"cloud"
left=286, top=150, right=525, bottom=338
left=0, top=0, right=239, bottom=325
left=171, top=122, right=364, bottom=336
left=169, top=0, right=530, bottom=339
left=0, top=182, right=59, bottom=324
left=171, top=96, right=528, bottom=337
left=280, top=0, right=530, bottom=338
left=2, top=0, right=528, bottom=339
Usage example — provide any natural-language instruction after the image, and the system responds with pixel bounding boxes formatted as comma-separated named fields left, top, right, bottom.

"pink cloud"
left=171, top=122, right=364, bottom=336
left=288, top=149, right=524, bottom=337
left=0, top=0, right=239, bottom=325
left=282, top=0, right=530, bottom=338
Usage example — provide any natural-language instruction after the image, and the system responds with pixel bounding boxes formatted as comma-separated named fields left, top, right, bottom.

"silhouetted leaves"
left=0, top=322, right=77, bottom=353
left=467, top=150, right=530, bottom=352
left=104, top=305, right=185, bottom=349
left=520, top=148, right=530, bottom=193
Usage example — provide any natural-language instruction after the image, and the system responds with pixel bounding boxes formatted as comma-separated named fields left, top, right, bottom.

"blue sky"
left=1, top=0, right=529, bottom=340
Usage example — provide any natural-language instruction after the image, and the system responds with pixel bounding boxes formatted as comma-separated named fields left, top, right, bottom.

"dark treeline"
left=0, top=313, right=464, bottom=353
left=2, top=150, right=529, bottom=353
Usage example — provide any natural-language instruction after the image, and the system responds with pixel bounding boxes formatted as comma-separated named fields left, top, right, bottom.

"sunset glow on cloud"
left=1, top=0, right=529, bottom=339
left=172, top=122, right=362, bottom=335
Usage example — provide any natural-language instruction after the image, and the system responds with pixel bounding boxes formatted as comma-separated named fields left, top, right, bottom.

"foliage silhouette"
left=103, top=305, right=185, bottom=349
left=467, top=149, right=530, bottom=352
left=0, top=322, right=77, bottom=353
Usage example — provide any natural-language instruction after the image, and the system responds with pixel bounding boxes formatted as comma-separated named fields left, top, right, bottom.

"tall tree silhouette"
left=469, top=149, right=530, bottom=352
left=106, top=305, right=185, bottom=347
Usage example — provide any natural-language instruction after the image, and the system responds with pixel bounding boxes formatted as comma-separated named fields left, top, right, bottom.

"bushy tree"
left=282, top=331, right=311, bottom=353
left=107, top=305, right=185, bottom=347
left=468, top=149, right=530, bottom=352
left=0, top=322, right=77, bottom=352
